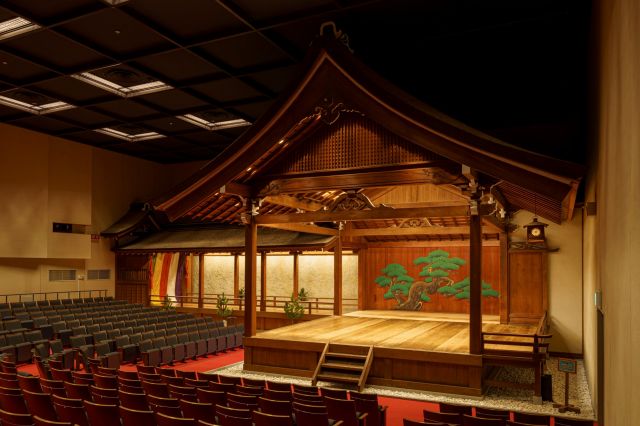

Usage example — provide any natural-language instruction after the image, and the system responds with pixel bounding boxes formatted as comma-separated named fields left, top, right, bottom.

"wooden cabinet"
left=507, top=250, right=548, bottom=324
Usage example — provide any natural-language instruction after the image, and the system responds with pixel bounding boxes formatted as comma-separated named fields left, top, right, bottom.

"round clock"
left=531, top=228, right=541, bottom=237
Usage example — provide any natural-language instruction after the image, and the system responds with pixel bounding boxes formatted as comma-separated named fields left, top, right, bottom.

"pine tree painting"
left=374, top=249, right=499, bottom=311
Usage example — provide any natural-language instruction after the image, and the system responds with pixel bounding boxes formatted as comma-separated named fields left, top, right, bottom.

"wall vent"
left=48, top=270, right=77, bottom=281
left=87, top=269, right=111, bottom=280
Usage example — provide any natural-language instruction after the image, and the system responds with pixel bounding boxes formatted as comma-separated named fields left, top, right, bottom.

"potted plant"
left=297, top=287, right=309, bottom=301
left=161, top=295, right=175, bottom=311
left=216, top=292, right=233, bottom=326
left=284, top=294, right=305, bottom=324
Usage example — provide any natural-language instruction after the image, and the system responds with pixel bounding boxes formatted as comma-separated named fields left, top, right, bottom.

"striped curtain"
left=149, top=252, right=192, bottom=304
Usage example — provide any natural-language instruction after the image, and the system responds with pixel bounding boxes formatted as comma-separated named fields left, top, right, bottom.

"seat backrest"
left=23, top=389, right=57, bottom=422
left=512, top=412, right=551, bottom=425
left=551, top=417, right=594, bottom=426
left=253, top=410, right=294, bottom=426
left=475, top=406, right=510, bottom=419
left=424, top=409, right=462, bottom=426
left=17, top=374, right=42, bottom=393
left=292, top=407, right=334, bottom=426
left=178, top=399, right=216, bottom=424
left=258, top=397, right=293, bottom=416
left=119, top=405, right=155, bottom=426
left=462, top=414, right=506, bottom=426
left=196, top=388, right=226, bottom=406
left=83, top=400, right=120, bottom=426
left=0, top=407, right=33, bottom=425
left=118, top=390, right=149, bottom=411
left=142, top=380, right=170, bottom=398
left=155, top=412, right=197, bottom=426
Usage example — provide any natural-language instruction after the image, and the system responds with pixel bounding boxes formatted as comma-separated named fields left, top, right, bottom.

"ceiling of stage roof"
left=0, top=1, right=591, bottom=164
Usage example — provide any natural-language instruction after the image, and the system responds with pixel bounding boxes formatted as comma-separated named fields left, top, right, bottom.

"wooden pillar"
left=233, top=253, right=240, bottom=299
left=198, top=253, right=204, bottom=309
left=469, top=200, right=483, bottom=355
left=260, top=252, right=267, bottom=312
left=244, top=207, right=258, bottom=337
left=499, top=231, right=509, bottom=324
left=333, top=228, right=343, bottom=316
left=292, top=252, right=299, bottom=297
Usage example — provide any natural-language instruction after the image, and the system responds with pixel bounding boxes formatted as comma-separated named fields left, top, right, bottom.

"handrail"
left=148, top=293, right=358, bottom=314
left=0, top=290, right=108, bottom=303
left=536, top=311, right=548, bottom=334
left=311, top=343, right=330, bottom=387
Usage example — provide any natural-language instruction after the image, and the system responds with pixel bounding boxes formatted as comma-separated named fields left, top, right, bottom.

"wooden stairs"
left=311, top=343, right=373, bottom=392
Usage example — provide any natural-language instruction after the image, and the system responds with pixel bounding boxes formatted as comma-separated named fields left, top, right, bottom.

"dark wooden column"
left=499, top=231, right=509, bottom=324
left=244, top=204, right=258, bottom=337
left=292, top=252, right=299, bottom=297
left=233, top=253, right=240, bottom=299
left=333, top=229, right=343, bottom=316
left=198, top=253, right=204, bottom=309
left=469, top=198, right=483, bottom=355
left=260, top=252, right=267, bottom=311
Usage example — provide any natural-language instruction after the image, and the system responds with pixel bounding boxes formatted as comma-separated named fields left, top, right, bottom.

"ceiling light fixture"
left=0, top=17, right=40, bottom=41
left=72, top=71, right=171, bottom=98
left=0, top=95, right=74, bottom=115
left=101, top=0, right=131, bottom=5
left=95, top=127, right=165, bottom=142
left=178, top=114, right=251, bottom=131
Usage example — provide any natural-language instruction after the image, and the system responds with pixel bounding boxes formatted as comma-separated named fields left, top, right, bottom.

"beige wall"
left=0, top=124, right=201, bottom=299
left=595, top=0, right=640, bottom=423
left=511, top=211, right=583, bottom=354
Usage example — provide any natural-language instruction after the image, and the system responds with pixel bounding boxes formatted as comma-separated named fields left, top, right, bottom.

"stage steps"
left=311, top=343, right=373, bottom=392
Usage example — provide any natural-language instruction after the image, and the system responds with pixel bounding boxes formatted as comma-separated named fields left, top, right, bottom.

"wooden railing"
left=0, top=289, right=108, bottom=303
left=148, top=293, right=357, bottom=314
left=481, top=311, right=552, bottom=399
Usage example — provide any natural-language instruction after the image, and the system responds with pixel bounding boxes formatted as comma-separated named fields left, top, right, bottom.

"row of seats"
left=0, top=361, right=385, bottom=425
left=0, top=297, right=244, bottom=366
left=405, top=401, right=593, bottom=426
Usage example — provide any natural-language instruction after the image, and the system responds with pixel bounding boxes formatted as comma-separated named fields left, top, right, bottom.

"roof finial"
left=319, top=21, right=353, bottom=53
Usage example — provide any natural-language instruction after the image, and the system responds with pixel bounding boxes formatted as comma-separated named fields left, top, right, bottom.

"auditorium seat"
left=440, top=402, right=473, bottom=416
left=253, top=410, right=294, bottom=426
left=512, top=412, right=551, bottom=425
left=293, top=406, right=344, bottom=426
left=23, top=389, right=58, bottom=421
left=462, top=414, right=506, bottom=425
left=350, top=392, right=387, bottom=426
left=119, top=405, right=155, bottom=426
left=0, top=408, right=33, bottom=425
left=553, top=417, right=594, bottom=425
left=195, top=388, right=226, bottom=406
left=83, top=400, right=120, bottom=426
left=475, top=406, right=510, bottom=420
left=179, top=399, right=217, bottom=424
left=258, top=397, right=293, bottom=416
left=424, top=408, right=462, bottom=425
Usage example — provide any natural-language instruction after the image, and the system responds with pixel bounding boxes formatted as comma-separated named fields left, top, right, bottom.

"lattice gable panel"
left=264, top=114, right=446, bottom=177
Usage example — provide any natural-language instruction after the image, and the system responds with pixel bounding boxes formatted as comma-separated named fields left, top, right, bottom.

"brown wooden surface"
left=245, top=215, right=258, bottom=337
left=469, top=211, right=482, bottom=354
left=198, top=253, right=205, bottom=308
left=499, top=232, right=509, bottom=324
left=362, top=246, right=500, bottom=314
left=333, top=234, right=342, bottom=315
left=253, top=312, right=534, bottom=353
left=260, top=252, right=267, bottom=312
left=508, top=250, right=548, bottom=324
left=115, top=254, right=149, bottom=305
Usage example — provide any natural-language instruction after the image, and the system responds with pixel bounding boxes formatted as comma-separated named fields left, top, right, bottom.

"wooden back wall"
left=360, top=246, right=501, bottom=315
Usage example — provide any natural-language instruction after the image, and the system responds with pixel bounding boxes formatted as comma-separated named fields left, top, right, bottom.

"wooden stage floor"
left=254, top=310, right=536, bottom=354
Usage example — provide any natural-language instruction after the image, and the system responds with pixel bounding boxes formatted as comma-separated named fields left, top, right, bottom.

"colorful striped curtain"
left=149, top=252, right=193, bottom=304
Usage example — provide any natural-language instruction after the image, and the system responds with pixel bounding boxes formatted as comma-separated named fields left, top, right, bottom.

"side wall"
left=595, top=0, right=640, bottom=423
left=0, top=124, right=201, bottom=298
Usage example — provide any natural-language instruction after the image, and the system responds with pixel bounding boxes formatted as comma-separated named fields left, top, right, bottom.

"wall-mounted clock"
left=524, top=217, right=548, bottom=244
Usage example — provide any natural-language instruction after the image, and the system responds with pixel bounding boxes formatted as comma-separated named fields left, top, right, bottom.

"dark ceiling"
left=0, top=0, right=591, bottom=164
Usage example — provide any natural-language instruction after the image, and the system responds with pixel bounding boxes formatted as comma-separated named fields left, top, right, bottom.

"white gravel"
left=211, top=356, right=595, bottom=422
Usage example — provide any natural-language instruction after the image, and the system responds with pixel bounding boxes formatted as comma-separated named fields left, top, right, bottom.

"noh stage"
left=243, top=311, right=537, bottom=396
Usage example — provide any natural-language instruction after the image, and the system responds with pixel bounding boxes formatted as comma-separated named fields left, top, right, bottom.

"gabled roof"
left=152, top=34, right=584, bottom=223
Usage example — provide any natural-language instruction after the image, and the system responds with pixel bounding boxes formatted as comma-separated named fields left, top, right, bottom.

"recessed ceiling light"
left=95, top=127, right=165, bottom=142
left=101, top=0, right=130, bottom=5
left=0, top=95, right=74, bottom=115
left=0, top=17, right=40, bottom=41
left=178, top=114, right=251, bottom=131
left=72, top=70, right=171, bottom=98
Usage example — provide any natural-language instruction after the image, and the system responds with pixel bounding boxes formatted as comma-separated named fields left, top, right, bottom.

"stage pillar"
left=469, top=197, right=482, bottom=354
left=292, top=252, right=299, bottom=297
left=233, top=253, right=240, bottom=299
left=198, top=253, right=204, bottom=309
left=260, top=252, right=267, bottom=311
left=244, top=202, right=258, bottom=337
left=333, top=228, right=343, bottom=315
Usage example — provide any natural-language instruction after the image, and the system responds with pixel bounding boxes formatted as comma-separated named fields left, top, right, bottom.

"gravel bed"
left=211, top=356, right=595, bottom=421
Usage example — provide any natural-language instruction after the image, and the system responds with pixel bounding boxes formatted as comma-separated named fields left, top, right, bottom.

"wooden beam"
left=255, top=205, right=469, bottom=224
left=261, top=222, right=339, bottom=236
left=361, top=187, right=395, bottom=201
left=481, top=217, right=505, bottom=233
left=365, top=240, right=501, bottom=248
left=260, top=252, right=267, bottom=312
left=333, top=232, right=343, bottom=315
left=220, top=182, right=252, bottom=198
left=469, top=199, right=483, bottom=355
left=258, top=167, right=459, bottom=196
left=344, top=225, right=492, bottom=237
left=244, top=210, right=258, bottom=337
left=264, top=194, right=325, bottom=211
left=377, top=200, right=469, bottom=209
